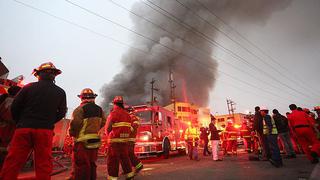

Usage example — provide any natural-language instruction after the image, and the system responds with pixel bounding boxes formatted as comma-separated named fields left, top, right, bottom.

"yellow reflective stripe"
left=109, top=138, right=130, bottom=143
left=243, top=136, right=251, bottom=138
left=76, top=134, right=100, bottom=142
left=133, top=121, right=140, bottom=125
left=228, top=131, right=237, bottom=133
left=108, top=176, right=118, bottom=180
left=135, top=162, right=143, bottom=169
left=128, top=138, right=136, bottom=142
left=126, top=172, right=135, bottom=178
left=112, top=122, right=132, bottom=128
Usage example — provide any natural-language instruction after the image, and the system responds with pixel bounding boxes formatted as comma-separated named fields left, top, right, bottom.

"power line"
left=65, top=0, right=314, bottom=107
left=13, top=0, right=312, bottom=109
left=143, top=0, right=316, bottom=102
left=195, top=0, right=320, bottom=96
left=12, top=0, right=147, bottom=56
left=107, top=0, right=313, bottom=106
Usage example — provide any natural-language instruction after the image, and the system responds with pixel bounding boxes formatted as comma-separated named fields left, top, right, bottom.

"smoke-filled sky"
left=1, top=0, right=319, bottom=117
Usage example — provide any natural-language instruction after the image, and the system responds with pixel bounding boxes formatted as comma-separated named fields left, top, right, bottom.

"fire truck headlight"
left=141, top=135, right=149, bottom=141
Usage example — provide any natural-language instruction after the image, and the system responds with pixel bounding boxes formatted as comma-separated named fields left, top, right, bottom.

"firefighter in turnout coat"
left=106, top=96, right=134, bottom=180
left=127, top=107, right=143, bottom=174
left=68, top=88, right=106, bottom=180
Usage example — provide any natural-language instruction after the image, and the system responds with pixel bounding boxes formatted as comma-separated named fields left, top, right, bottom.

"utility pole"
left=226, top=98, right=236, bottom=122
left=150, top=78, right=159, bottom=106
left=169, top=69, right=176, bottom=115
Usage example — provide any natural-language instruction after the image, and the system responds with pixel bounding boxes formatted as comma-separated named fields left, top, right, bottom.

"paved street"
left=19, top=149, right=318, bottom=180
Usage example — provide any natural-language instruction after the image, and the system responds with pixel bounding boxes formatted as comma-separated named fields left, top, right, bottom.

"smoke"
left=101, top=0, right=292, bottom=110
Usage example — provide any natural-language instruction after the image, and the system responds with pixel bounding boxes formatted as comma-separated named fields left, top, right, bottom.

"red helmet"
left=32, top=62, right=61, bottom=77
left=113, top=96, right=124, bottom=104
left=78, top=88, right=97, bottom=99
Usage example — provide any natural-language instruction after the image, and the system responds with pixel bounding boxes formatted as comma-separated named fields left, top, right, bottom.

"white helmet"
left=260, top=107, right=269, bottom=111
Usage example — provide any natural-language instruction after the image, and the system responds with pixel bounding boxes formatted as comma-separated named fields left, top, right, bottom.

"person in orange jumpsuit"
left=226, top=121, right=238, bottom=155
left=240, top=121, right=252, bottom=153
left=288, top=104, right=320, bottom=164
left=105, top=96, right=134, bottom=180
left=127, top=107, right=143, bottom=174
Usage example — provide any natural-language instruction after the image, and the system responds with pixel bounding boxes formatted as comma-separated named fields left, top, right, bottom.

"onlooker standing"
left=0, top=62, right=67, bottom=179
left=261, top=107, right=283, bottom=168
left=209, top=116, right=222, bottom=161
left=272, top=109, right=296, bottom=158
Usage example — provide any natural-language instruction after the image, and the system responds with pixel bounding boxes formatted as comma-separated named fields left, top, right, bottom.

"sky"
left=1, top=0, right=319, bottom=117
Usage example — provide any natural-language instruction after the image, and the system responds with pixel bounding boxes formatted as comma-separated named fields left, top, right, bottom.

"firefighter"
left=304, top=108, right=320, bottom=139
left=0, top=62, right=67, bottom=180
left=0, top=86, right=21, bottom=170
left=260, top=107, right=283, bottom=168
left=184, top=121, right=200, bottom=160
left=200, top=126, right=211, bottom=156
left=288, top=104, right=320, bottom=164
left=240, top=121, right=252, bottom=153
left=106, top=96, right=134, bottom=180
left=226, top=120, right=238, bottom=155
left=67, top=88, right=106, bottom=180
left=127, top=106, right=143, bottom=174
left=220, top=124, right=227, bottom=155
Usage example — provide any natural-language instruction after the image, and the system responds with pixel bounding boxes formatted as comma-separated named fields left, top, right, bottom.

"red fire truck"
left=133, top=105, right=186, bottom=158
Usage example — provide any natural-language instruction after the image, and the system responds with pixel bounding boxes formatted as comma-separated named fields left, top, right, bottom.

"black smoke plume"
left=101, top=0, right=292, bottom=110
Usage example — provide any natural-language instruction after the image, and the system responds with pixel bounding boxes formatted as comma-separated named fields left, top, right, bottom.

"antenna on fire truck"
left=169, top=68, right=176, bottom=115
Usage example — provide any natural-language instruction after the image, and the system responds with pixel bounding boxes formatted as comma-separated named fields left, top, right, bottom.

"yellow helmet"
left=78, top=88, right=97, bottom=99
left=32, top=62, right=61, bottom=77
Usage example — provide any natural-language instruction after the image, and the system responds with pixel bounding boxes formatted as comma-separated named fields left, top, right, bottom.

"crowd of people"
left=186, top=105, right=320, bottom=168
left=0, top=61, right=319, bottom=179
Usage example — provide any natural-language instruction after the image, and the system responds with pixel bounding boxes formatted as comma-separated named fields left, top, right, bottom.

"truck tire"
left=163, top=139, right=170, bottom=159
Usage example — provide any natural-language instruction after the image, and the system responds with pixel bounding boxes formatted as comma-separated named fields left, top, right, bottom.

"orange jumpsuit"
left=288, top=110, right=320, bottom=161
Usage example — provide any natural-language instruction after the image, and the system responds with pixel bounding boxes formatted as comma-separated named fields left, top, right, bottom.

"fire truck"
left=133, top=104, right=186, bottom=158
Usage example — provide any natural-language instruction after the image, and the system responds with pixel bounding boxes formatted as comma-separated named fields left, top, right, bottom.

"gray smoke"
left=101, top=0, right=292, bottom=110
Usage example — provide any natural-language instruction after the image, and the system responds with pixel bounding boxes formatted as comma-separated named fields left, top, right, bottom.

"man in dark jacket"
left=272, top=109, right=296, bottom=158
left=0, top=62, right=67, bottom=180
left=209, top=116, right=222, bottom=161
left=254, top=106, right=270, bottom=160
